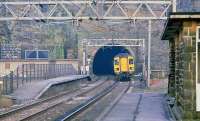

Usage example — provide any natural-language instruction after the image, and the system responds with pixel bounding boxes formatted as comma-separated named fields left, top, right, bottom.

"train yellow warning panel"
left=113, top=53, right=135, bottom=81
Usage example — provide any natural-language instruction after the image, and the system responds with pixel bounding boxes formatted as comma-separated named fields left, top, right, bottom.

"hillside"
left=1, top=0, right=199, bottom=70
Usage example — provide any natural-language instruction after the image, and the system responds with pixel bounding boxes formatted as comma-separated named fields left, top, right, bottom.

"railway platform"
left=8, top=75, right=89, bottom=103
left=102, top=92, right=171, bottom=121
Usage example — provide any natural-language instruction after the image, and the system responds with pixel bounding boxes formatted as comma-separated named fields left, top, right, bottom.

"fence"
left=1, top=64, right=77, bottom=95
left=150, top=70, right=168, bottom=79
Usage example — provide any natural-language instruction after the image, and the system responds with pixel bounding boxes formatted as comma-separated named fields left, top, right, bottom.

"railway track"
left=0, top=79, right=110, bottom=121
left=56, top=81, right=131, bottom=121
left=95, top=81, right=132, bottom=121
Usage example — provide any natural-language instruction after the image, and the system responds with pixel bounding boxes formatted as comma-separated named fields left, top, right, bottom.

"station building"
left=162, top=12, right=200, bottom=119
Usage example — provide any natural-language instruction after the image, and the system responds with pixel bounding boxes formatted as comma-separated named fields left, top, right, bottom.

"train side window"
left=114, top=59, right=119, bottom=65
left=129, top=59, right=134, bottom=64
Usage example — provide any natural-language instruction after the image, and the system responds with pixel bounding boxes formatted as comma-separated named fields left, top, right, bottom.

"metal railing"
left=1, top=64, right=77, bottom=95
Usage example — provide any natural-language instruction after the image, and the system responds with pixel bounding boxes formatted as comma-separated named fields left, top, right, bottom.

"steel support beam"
left=86, top=45, right=142, bottom=47
left=82, top=48, right=87, bottom=75
left=0, top=1, right=172, bottom=4
left=0, top=1, right=171, bottom=21
left=147, top=20, right=152, bottom=87
left=172, top=0, right=177, bottom=12
left=84, top=39, right=144, bottom=47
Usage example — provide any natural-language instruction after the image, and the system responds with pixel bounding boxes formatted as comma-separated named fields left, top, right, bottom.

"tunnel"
left=92, top=46, right=130, bottom=75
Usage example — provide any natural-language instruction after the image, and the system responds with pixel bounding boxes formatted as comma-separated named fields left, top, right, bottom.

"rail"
left=0, top=79, right=107, bottom=121
left=56, top=82, right=119, bottom=121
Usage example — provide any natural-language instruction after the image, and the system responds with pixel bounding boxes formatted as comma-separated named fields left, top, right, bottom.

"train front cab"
left=114, top=55, right=135, bottom=81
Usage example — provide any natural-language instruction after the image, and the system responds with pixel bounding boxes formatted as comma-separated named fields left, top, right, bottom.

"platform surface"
left=135, top=93, right=170, bottom=121
left=103, top=92, right=170, bottom=121
left=9, top=75, right=88, bottom=102
left=103, top=93, right=140, bottom=121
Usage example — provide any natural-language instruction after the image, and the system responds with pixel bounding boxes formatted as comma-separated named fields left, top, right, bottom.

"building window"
left=25, top=50, right=48, bottom=59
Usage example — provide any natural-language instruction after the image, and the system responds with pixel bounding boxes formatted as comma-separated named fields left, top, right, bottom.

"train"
left=113, top=53, right=135, bottom=81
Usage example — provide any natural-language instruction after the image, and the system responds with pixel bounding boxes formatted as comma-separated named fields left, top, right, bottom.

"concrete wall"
left=0, top=59, right=79, bottom=77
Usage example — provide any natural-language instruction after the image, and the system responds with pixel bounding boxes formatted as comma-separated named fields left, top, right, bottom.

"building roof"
left=161, top=12, right=200, bottom=40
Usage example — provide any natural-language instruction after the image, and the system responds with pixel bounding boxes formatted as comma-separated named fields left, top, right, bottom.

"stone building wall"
left=169, top=21, right=200, bottom=119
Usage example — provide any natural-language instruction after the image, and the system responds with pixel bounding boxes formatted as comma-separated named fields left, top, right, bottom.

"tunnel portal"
left=92, top=46, right=130, bottom=75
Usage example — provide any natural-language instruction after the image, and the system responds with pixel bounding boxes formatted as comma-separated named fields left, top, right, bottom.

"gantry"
left=0, top=1, right=171, bottom=21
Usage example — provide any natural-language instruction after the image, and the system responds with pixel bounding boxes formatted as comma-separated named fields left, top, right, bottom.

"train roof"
left=115, top=53, right=131, bottom=57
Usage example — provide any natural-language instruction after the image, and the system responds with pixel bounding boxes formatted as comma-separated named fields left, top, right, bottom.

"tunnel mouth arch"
left=92, top=46, right=130, bottom=76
